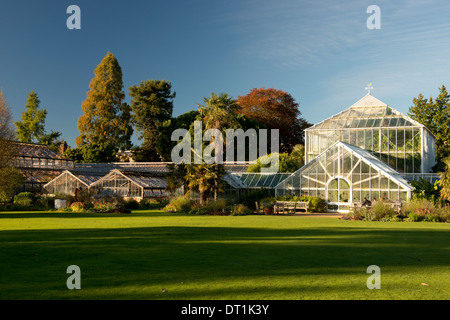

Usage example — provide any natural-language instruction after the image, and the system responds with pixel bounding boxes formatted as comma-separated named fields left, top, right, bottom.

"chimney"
left=59, top=141, right=68, bottom=155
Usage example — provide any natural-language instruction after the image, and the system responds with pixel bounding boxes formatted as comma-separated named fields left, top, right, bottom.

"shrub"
left=343, top=207, right=368, bottom=221
left=231, top=204, right=252, bottom=216
left=188, top=204, right=210, bottom=215
left=163, top=204, right=176, bottom=212
left=204, top=199, right=227, bottom=214
left=239, top=189, right=272, bottom=209
left=13, top=192, right=35, bottom=206
left=92, top=200, right=117, bottom=213
left=70, top=202, right=85, bottom=212
left=64, top=194, right=76, bottom=207
left=371, top=200, right=396, bottom=221
left=35, top=195, right=55, bottom=210
left=308, top=197, right=327, bottom=213
left=167, top=196, right=192, bottom=213
left=124, top=198, right=140, bottom=210
left=402, top=199, right=436, bottom=216
left=139, top=198, right=164, bottom=210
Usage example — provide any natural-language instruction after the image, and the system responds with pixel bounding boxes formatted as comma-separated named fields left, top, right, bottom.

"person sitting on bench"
left=362, top=197, right=372, bottom=207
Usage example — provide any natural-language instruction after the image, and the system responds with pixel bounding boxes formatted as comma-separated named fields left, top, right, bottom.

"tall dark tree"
left=76, top=52, right=133, bottom=160
left=409, top=85, right=450, bottom=168
left=129, top=80, right=176, bottom=161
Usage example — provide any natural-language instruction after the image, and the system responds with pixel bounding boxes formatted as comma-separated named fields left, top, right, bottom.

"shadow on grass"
left=1, top=223, right=449, bottom=299
left=0, top=210, right=184, bottom=219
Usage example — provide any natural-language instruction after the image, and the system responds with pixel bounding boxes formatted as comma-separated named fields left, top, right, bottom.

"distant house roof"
left=14, top=141, right=69, bottom=160
left=73, top=161, right=253, bottom=175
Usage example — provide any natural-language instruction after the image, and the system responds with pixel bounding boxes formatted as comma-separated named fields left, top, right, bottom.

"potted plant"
left=264, top=205, right=273, bottom=215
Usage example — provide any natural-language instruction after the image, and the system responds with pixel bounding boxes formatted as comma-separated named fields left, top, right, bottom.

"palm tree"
left=185, top=163, right=216, bottom=204
left=196, top=93, right=239, bottom=200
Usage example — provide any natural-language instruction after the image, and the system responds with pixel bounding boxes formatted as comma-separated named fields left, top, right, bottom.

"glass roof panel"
left=307, top=102, right=424, bottom=131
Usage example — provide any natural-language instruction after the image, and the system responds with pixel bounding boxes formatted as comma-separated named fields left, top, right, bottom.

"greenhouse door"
left=326, top=178, right=351, bottom=212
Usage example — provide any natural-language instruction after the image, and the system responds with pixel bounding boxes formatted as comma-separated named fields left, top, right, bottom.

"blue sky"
left=2, top=0, right=450, bottom=148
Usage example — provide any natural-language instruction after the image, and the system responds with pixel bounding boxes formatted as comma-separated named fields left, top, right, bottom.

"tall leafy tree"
left=0, top=91, right=24, bottom=202
left=76, top=52, right=133, bottom=159
left=129, top=80, right=176, bottom=161
left=15, top=91, right=47, bottom=142
left=14, top=91, right=63, bottom=151
left=408, top=85, right=450, bottom=168
left=236, top=87, right=311, bottom=153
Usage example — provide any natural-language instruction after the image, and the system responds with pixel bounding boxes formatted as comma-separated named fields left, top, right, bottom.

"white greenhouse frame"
left=275, top=141, right=413, bottom=212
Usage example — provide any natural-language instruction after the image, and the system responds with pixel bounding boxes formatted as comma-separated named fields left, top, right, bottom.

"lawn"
left=0, top=210, right=449, bottom=300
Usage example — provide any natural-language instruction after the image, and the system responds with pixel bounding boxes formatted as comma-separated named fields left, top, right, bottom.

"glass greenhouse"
left=275, top=94, right=438, bottom=211
left=304, top=94, right=436, bottom=174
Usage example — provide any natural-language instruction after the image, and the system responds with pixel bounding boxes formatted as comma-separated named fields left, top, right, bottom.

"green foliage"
left=165, top=196, right=192, bottom=213
left=63, top=147, right=84, bottom=163
left=370, top=200, right=396, bottom=221
left=231, top=204, right=252, bottom=216
left=70, top=202, right=85, bottom=212
left=63, top=142, right=118, bottom=163
left=13, top=192, right=35, bottom=206
left=290, top=144, right=305, bottom=168
left=410, top=178, right=441, bottom=203
left=92, top=200, right=117, bottom=213
left=438, top=156, right=450, bottom=202
left=238, top=189, right=272, bottom=210
left=342, top=198, right=450, bottom=223
left=408, top=85, right=450, bottom=163
left=129, top=80, right=176, bottom=162
left=308, top=196, right=327, bottom=213
left=204, top=199, right=227, bottom=214
left=0, top=167, right=24, bottom=203
left=247, top=152, right=301, bottom=173
left=14, top=91, right=62, bottom=148
left=273, top=195, right=326, bottom=213
left=139, top=198, right=166, bottom=210
left=14, top=91, right=46, bottom=143
left=76, top=52, right=133, bottom=152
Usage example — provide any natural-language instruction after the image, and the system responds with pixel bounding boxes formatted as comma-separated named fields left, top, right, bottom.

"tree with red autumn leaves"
left=236, top=87, right=311, bottom=153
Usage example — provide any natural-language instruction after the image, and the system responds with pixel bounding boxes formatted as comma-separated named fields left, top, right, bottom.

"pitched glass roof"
left=233, top=173, right=292, bottom=188
left=306, top=94, right=426, bottom=131
left=275, top=141, right=413, bottom=191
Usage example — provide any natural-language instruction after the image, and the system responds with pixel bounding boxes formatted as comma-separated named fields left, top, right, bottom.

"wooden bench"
left=274, top=201, right=309, bottom=214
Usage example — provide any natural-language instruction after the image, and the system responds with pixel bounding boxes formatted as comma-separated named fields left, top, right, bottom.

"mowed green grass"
left=1, top=210, right=449, bottom=300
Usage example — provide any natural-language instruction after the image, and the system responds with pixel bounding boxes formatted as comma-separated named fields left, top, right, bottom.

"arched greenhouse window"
left=327, top=178, right=351, bottom=203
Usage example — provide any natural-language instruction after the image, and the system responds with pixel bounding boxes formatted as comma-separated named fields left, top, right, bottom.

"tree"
left=14, top=91, right=46, bottom=143
left=0, top=91, right=24, bottom=202
left=247, top=152, right=301, bottom=173
left=196, top=93, right=239, bottom=200
left=14, top=91, right=63, bottom=151
left=129, top=80, right=176, bottom=161
left=409, top=85, right=450, bottom=168
left=185, top=162, right=222, bottom=204
left=76, top=52, right=133, bottom=160
left=236, top=87, right=311, bottom=153
left=290, top=144, right=305, bottom=168
left=438, top=157, right=450, bottom=202
left=156, top=110, right=199, bottom=162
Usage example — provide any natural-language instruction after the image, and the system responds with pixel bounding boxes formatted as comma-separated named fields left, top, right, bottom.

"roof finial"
left=365, top=83, right=373, bottom=94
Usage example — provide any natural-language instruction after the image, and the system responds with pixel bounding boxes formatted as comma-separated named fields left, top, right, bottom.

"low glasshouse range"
left=41, top=93, right=440, bottom=212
